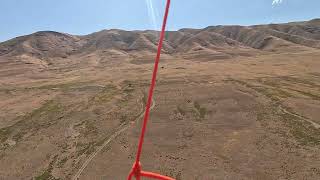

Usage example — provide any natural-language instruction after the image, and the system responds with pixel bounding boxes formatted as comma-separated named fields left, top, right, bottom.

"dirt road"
left=72, top=97, right=155, bottom=180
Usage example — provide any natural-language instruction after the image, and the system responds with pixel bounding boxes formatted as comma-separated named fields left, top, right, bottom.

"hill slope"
left=1, top=18, right=320, bottom=62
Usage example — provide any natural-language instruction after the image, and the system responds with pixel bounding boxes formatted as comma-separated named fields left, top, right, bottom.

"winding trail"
left=72, top=97, right=155, bottom=180
left=232, top=79, right=320, bottom=130
left=279, top=106, right=320, bottom=129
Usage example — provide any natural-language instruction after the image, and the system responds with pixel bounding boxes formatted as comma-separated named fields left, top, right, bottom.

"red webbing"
left=128, top=0, right=173, bottom=179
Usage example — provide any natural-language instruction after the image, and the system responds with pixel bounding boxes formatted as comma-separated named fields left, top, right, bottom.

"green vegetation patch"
left=29, top=81, right=90, bottom=91
left=142, top=91, right=148, bottom=106
left=80, top=120, right=98, bottom=137
left=0, top=100, right=64, bottom=145
left=76, top=142, right=96, bottom=156
left=280, top=76, right=320, bottom=88
left=177, top=106, right=186, bottom=116
left=0, top=128, right=11, bottom=143
left=193, top=101, right=207, bottom=120
left=228, top=78, right=320, bottom=146
left=280, top=110, right=320, bottom=146
left=35, top=155, right=59, bottom=180
left=91, top=84, right=117, bottom=104
left=288, top=88, right=320, bottom=100
left=57, top=157, right=68, bottom=168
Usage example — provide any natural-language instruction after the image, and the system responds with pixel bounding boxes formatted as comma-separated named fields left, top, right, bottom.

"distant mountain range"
left=1, top=18, right=320, bottom=66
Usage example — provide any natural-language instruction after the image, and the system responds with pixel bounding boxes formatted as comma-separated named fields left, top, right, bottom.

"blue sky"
left=1, top=0, right=320, bottom=42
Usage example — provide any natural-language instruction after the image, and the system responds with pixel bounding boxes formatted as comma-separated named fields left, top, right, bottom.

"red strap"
left=128, top=0, right=173, bottom=179
left=128, top=162, right=174, bottom=180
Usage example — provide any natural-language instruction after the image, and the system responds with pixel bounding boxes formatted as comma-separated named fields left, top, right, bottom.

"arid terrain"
left=0, top=19, right=320, bottom=180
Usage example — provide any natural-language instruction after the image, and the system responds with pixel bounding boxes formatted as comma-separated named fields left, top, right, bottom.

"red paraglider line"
left=128, top=0, right=173, bottom=179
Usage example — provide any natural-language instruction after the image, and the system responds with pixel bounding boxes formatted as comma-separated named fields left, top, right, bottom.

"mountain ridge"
left=1, top=18, right=320, bottom=63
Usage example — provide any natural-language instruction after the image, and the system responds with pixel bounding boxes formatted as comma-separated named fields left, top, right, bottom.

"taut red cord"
left=127, top=0, right=173, bottom=180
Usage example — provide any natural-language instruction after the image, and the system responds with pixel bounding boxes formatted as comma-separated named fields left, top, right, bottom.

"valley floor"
left=0, top=50, right=320, bottom=179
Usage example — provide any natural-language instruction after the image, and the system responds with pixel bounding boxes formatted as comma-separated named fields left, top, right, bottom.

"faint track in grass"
left=230, top=79, right=320, bottom=129
left=279, top=106, right=320, bottom=129
left=72, top=97, right=155, bottom=180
